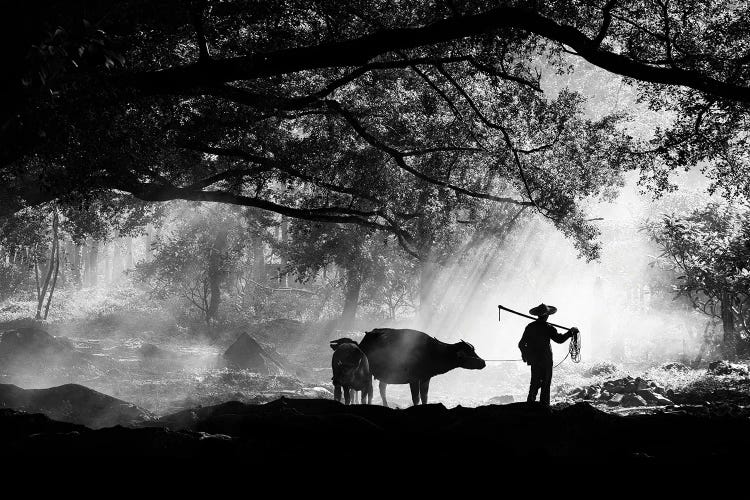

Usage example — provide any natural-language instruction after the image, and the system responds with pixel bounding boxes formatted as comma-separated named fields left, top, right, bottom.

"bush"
left=659, top=361, right=691, bottom=372
left=583, top=361, right=619, bottom=378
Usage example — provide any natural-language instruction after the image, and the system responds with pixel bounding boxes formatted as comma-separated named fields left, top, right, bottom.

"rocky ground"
left=0, top=323, right=334, bottom=414
left=2, top=395, right=750, bottom=459
left=3, top=321, right=750, bottom=460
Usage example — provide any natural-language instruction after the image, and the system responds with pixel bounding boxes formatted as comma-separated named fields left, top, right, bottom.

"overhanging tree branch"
left=432, top=64, right=559, bottom=221
left=325, top=99, right=533, bottom=208
left=125, top=6, right=750, bottom=103
left=182, top=142, right=383, bottom=203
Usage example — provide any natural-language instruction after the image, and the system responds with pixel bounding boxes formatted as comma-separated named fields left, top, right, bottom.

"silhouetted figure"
left=518, top=303, right=579, bottom=406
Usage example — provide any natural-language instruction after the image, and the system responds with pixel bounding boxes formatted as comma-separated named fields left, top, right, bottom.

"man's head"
left=529, top=303, right=557, bottom=319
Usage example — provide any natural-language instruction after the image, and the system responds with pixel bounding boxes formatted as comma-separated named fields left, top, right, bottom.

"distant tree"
left=648, top=202, right=750, bottom=358
left=0, top=192, right=160, bottom=315
left=284, top=221, right=375, bottom=326
left=361, top=239, right=418, bottom=320
left=134, top=204, right=243, bottom=329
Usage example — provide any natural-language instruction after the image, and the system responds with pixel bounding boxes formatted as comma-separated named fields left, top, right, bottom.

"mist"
left=0, top=59, right=727, bottom=410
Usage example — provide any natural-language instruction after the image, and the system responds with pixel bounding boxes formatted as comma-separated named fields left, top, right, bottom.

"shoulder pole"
left=498, top=304, right=572, bottom=331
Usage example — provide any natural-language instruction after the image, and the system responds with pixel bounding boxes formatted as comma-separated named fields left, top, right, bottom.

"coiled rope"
left=554, top=330, right=581, bottom=368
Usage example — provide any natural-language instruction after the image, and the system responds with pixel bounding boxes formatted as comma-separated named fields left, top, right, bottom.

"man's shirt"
left=518, top=319, right=572, bottom=364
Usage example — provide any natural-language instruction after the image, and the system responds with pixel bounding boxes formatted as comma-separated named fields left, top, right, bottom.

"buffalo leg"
left=409, top=381, right=420, bottom=406
left=350, top=389, right=358, bottom=404
left=379, top=380, right=388, bottom=407
left=419, top=378, right=430, bottom=404
left=334, top=384, right=342, bottom=403
left=366, top=382, right=373, bottom=405
left=344, top=386, right=351, bottom=405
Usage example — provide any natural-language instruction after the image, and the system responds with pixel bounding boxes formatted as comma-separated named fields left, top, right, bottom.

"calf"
left=330, top=338, right=373, bottom=405
left=358, top=328, right=485, bottom=407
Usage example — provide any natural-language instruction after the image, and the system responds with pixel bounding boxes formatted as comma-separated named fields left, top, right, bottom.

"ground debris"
left=565, top=376, right=674, bottom=408
left=708, top=360, right=749, bottom=377
left=4, top=397, right=750, bottom=458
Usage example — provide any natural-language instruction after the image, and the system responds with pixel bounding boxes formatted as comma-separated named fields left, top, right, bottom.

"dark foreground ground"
left=3, top=395, right=749, bottom=461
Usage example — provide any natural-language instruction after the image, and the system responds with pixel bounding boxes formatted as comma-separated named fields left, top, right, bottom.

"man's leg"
left=540, top=361, right=553, bottom=406
left=527, top=364, right=541, bottom=403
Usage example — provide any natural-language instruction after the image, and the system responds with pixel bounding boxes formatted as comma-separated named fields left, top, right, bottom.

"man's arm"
left=518, top=325, right=531, bottom=349
left=519, top=325, right=531, bottom=362
left=549, top=326, right=576, bottom=344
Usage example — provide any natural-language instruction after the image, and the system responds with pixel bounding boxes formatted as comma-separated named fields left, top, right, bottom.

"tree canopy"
left=3, top=0, right=749, bottom=258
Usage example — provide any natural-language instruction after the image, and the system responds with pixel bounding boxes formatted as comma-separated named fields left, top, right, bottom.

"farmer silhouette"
left=518, top=303, right=579, bottom=406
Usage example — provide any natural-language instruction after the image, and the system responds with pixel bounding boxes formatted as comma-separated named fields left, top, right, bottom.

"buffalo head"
left=455, top=340, right=486, bottom=370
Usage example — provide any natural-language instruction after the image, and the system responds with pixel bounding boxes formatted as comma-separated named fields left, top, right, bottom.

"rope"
left=485, top=334, right=580, bottom=367
left=555, top=331, right=581, bottom=368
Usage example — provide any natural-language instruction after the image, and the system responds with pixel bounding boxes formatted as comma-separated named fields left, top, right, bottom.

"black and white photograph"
left=2, top=0, right=750, bottom=463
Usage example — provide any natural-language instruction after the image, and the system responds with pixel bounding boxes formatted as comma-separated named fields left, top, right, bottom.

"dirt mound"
left=708, top=360, right=749, bottom=376
left=223, top=333, right=286, bottom=375
left=0, top=383, right=155, bottom=429
left=243, top=319, right=333, bottom=371
left=583, top=361, right=620, bottom=377
left=0, top=325, right=109, bottom=384
left=659, top=362, right=691, bottom=372
left=0, top=408, right=231, bottom=457
left=0, top=326, right=75, bottom=360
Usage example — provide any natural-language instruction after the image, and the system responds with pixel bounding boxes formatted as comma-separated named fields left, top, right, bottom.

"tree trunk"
left=280, top=217, right=289, bottom=287
left=43, top=247, right=60, bottom=320
left=36, top=210, right=58, bottom=320
left=721, top=291, right=738, bottom=359
left=252, top=234, right=266, bottom=281
left=80, top=244, right=87, bottom=286
left=125, top=237, right=134, bottom=269
left=145, top=224, right=155, bottom=260
left=34, top=250, right=40, bottom=302
left=341, top=265, right=362, bottom=327
left=71, top=243, right=81, bottom=286
left=111, top=240, right=122, bottom=282
left=206, top=228, right=229, bottom=323
left=58, top=239, right=70, bottom=288
left=88, top=240, right=99, bottom=287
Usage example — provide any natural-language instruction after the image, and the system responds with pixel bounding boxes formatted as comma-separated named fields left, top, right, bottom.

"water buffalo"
left=330, top=338, right=373, bottom=405
left=358, top=328, right=485, bottom=407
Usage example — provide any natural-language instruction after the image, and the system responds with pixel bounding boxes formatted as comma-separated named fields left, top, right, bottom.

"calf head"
left=330, top=337, right=358, bottom=350
left=336, top=357, right=363, bottom=385
left=332, top=343, right=367, bottom=385
left=455, top=340, right=486, bottom=370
